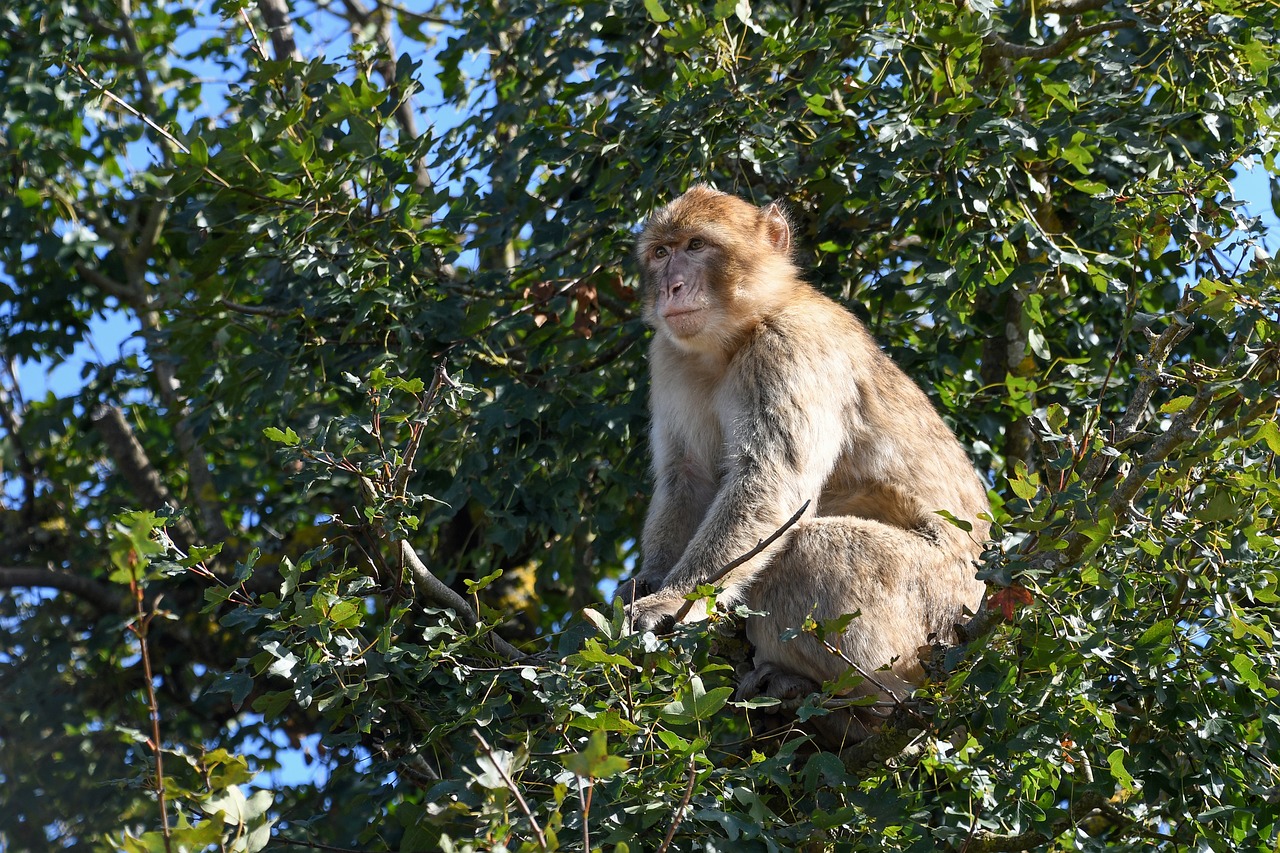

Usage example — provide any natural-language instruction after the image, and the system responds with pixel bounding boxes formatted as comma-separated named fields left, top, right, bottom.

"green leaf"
left=1107, top=749, right=1136, bottom=792
left=1253, top=420, right=1280, bottom=454
left=1135, top=619, right=1175, bottom=651
left=660, top=676, right=734, bottom=724
left=566, top=710, right=641, bottom=734
left=643, top=0, right=670, bottom=22
left=567, top=638, right=638, bottom=669
left=564, top=731, right=629, bottom=780
left=324, top=598, right=363, bottom=628
left=263, top=426, right=301, bottom=446
left=1229, top=653, right=1263, bottom=690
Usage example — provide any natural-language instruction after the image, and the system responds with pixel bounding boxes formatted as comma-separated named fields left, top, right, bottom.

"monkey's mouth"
left=662, top=307, right=706, bottom=335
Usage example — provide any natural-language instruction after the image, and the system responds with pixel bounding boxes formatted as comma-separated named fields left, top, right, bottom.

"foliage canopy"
left=1, top=0, right=1278, bottom=849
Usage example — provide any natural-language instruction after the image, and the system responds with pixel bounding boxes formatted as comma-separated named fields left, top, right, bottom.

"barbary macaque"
left=622, top=185, right=989, bottom=744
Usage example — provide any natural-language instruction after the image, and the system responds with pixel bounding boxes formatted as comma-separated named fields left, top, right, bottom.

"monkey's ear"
left=762, top=202, right=791, bottom=255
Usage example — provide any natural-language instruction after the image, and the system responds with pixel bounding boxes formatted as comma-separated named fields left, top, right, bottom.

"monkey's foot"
left=735, top=663, right=820, bottom=703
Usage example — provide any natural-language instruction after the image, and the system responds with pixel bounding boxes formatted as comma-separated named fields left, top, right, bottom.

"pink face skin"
left=648, top=236, right=713, bottom=340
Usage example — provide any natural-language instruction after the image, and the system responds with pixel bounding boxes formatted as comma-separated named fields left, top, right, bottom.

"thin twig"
left=576, top=775, right=591, bottom=852
left=129, top=576, right=172, bottom=852
left=474, top=730, right=549, bottom=852
left=672, top=500, right=810, bottom=622
left=392, top=362, right=449, bottom=498
left=218, top=297, right=292, bottom=318
left=70, top=64, right=232, bottom=188
left=656, top=754, right=698, bottom=853
left=816, top=636, right=903, bottom=704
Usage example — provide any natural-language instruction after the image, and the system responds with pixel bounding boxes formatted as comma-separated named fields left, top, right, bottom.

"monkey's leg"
left=741, top=516, right=974, bottom=745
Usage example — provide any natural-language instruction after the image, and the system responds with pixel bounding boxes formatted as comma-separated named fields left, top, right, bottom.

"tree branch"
left=340, top=0, right=434, bottom=194
left=397, top=539, right=524, bottom=661
left=1081, top=313, right=1194, bottom=483
left=672, top=500, right=811, bottom=622
left=255, top=0, right=302, bottom=62
left=982, top=19, right=1137, bottom=61
left=74, top=261, right=142, bottom=302
left=1038, top=0, right=1112, bottom=13
left=474, top=729, right=548, bottom=851
left=91, top=404, right=199, bottom=551
left=0, top=566, right=125, bottom=612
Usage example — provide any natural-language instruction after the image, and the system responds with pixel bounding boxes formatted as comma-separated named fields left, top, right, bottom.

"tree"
left=1, top=0, right=1277, bottom=849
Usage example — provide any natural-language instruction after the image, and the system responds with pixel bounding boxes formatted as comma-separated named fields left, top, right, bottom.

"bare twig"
left=70, top=64, right=232, bottom=188
left=655, top=753, right=698, bottom=853
left=127, top=570, right=172, bottom=851
left=672, top=500, right=810, bottom=622
left=391, top=362, right=450, bottom=498
left=218, top=297, right=292, bottom=318
left=816, top=636, right=903, bottom=704
left=474, top=730, right=548, bottom=852
left=575, top=774, right=591, bottom=852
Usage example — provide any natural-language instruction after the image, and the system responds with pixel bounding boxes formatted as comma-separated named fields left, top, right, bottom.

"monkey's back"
left=763, top=287, right=990, bottom=552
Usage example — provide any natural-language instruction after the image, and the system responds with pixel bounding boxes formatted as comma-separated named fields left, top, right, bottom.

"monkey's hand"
left=624, top=590, right=686, bottom=635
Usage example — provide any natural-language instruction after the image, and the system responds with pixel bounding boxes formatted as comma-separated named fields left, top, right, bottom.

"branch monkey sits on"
left=622, top=186, right=989, bottom=743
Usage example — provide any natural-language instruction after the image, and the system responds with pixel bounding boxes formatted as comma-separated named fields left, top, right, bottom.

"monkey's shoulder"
left=743, top=291, right=868, bottom=361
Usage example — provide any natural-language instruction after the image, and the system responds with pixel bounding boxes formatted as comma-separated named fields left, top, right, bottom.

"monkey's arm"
left=629, top=342, right=846, bottom=630
left=620, top=425, right=716, bottom=603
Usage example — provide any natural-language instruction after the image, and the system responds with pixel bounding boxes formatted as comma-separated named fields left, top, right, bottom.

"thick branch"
left=1082, top=315, right=1194, bottom=483
left=340, top=0, right=433, bottom=194
left=983, top=19, right=1137, bottom=61
left=91, top=404, right=199, bottom=551
left=1106, top=382, right=1214, bottom=515
left=74, top=261, right=141, bottom=302
left=397, top=540, right=524, bottom=661
left=256, top=0, right=302, bottom=62
left=0, top=566, right=125, bottom=612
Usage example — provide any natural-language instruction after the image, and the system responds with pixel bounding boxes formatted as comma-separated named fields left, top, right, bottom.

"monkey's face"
left=638, top=187, right=755, bottom=348
left=641, top=234, right=718, bottom=341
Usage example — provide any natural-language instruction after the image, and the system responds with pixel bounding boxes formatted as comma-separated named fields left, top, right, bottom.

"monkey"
left=621, top=185, right=990, bottom=745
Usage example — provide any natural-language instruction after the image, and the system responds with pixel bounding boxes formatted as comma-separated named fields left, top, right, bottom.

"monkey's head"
left=637, top=185, right=797, bottom=352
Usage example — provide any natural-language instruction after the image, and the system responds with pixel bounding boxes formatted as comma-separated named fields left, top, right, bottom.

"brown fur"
left=623, top=186, right=989, bottom=747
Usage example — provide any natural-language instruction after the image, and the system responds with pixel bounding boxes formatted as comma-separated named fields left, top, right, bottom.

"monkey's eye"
left=688, top=238, right=705, bottom=250
left=653, top=246, right=669, bottom=258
